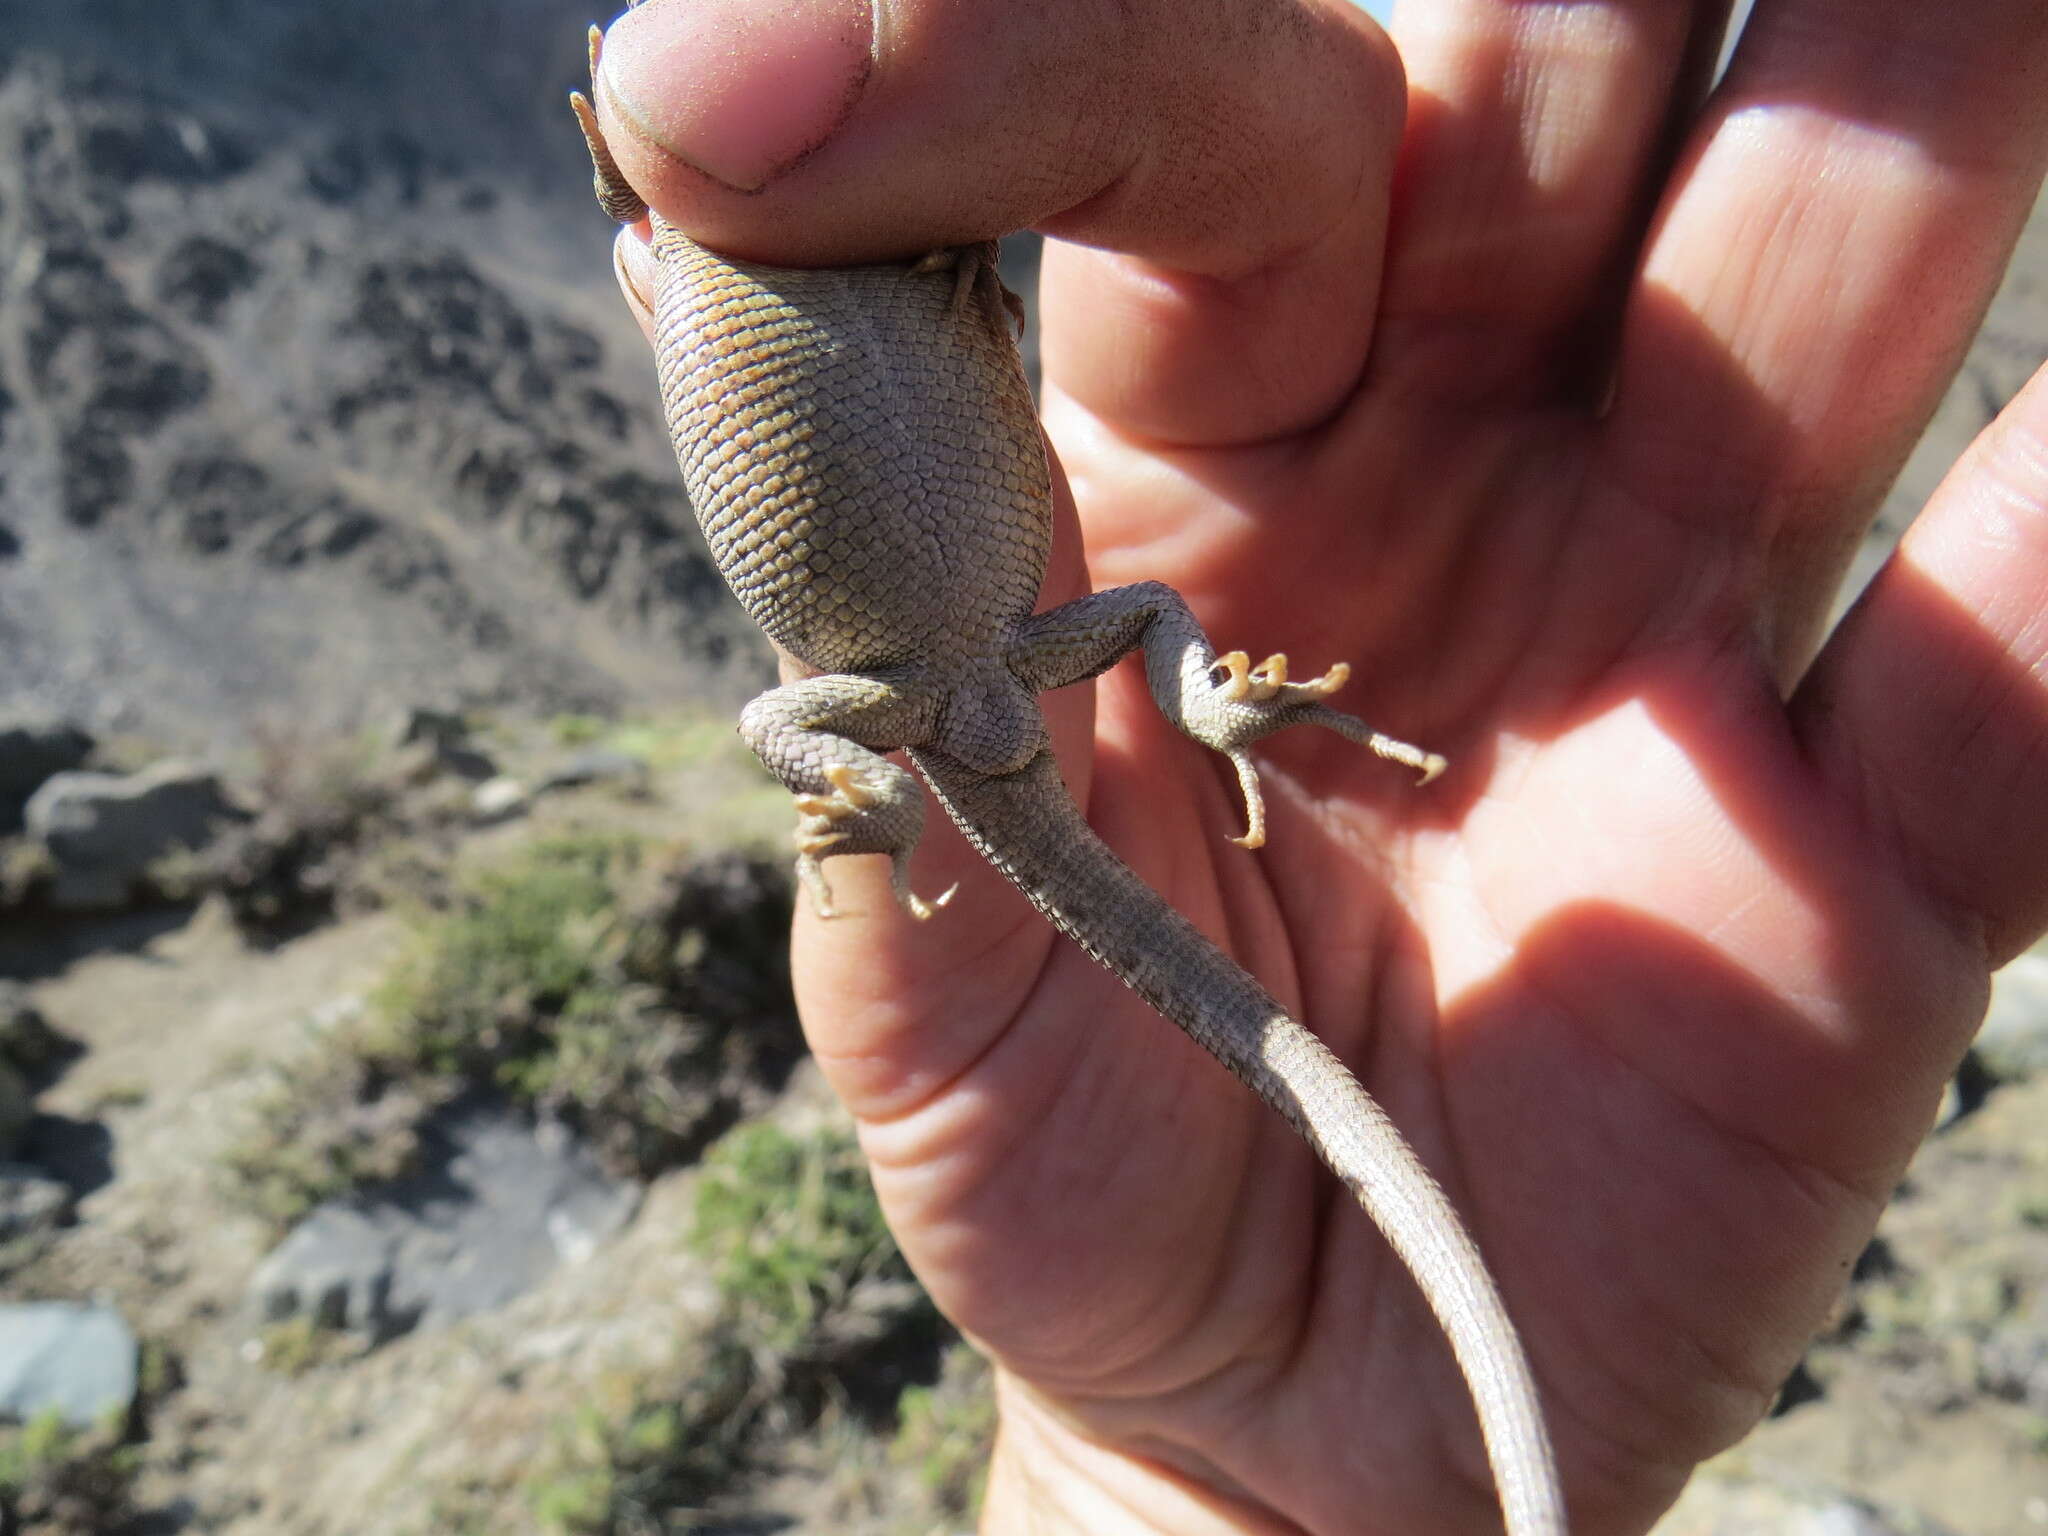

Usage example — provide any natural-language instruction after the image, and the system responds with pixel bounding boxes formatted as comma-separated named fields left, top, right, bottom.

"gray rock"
left=251, top=1204, right=401, bottom=1332
left=388, top=738, right=498, bottom=787
left=393, top=706, right=470, bottom=751
left=23, top=760, right=245, bottom=910
left=1663, top=1476, right=1962, bottom=1536
left=250, top=1103, right=639, bottom=1341
left=1801, top=1500, right=1956, bottom=1536
left=389, top=707, right=497, bottom=782
left=0, top=1302, right=137, bottom=1428
left=1977, top=952, right=2048, bottom=1081
left=535, top=748, right=650, bottom=796
left=435, top=744, right=500, bottom=783
left=0, top=1164, right=75, bottom=1245
left=469, top=775, right=528, bottom=824
left=0, top=1060, right=30, bottom=1162
left=1981, top=1291, right=2048, bottom=1414
left=0, top=714, right=94, bottom=834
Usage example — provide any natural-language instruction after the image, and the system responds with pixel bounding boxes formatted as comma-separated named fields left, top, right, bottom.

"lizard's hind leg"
left=739, top=673, right=951, bottom=920
left=1008, top=581, right=1444, bottom=849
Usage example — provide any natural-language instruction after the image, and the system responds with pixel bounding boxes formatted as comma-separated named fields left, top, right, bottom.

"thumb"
left=589, top=0, right=1404, bottom=440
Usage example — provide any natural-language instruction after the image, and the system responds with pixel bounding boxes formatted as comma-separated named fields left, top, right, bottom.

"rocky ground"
left=0, top=1, right=2043, bottom=1533
left=0, top=703, right=2043, bottom=1536
left=0, top=1, right=764, bottom=752
left=0, top=709, right=991, bottom=1535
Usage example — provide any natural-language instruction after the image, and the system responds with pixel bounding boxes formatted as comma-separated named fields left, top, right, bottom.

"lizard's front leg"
left=739, top=672, right=951, bottom=919
left=1008, top=581, right=1444, bottom=849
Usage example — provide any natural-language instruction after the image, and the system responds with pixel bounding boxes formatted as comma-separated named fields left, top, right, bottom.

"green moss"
left=0, top=1410, right=79, bottom=1485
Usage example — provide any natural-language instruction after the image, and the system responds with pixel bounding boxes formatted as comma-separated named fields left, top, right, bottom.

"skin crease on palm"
left=585, top=0, right=2048, bottom=1531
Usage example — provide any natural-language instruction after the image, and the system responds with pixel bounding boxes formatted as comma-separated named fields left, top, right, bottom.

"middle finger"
left=1379, top=0, right=1734, bottom=404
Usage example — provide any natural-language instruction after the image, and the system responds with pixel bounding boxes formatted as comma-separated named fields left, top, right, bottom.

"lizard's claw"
left=791, top=764, right=950, bottom=920
left=794, top=841, right=955, bottom=924
left=794, top=764, right=879, bottom=821
left=1211, top=650, right=1350, bottom=705
left=1285, top=656, right=1351, bottom=699
left=1211, top=650, right=1254, bottom=701
left=791, top=765, right=884, bottom=919
left=794, top=844, right=842, bottom=919
left=892, top=854, right=958, bottom=923
left=1250, top=653, right=1288, bottom=698
left=1225, top=750, right=1268, bottom=850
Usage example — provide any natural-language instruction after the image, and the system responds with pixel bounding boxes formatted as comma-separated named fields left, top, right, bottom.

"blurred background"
left=0, top=2, right=2042, bottom=1533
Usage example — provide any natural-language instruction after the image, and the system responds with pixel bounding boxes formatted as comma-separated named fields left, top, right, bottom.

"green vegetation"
left=691, top=1122, right=909, bottom=1356
left=547, top=713, right=610, bottom=746
left=220, top=1038, right=431, bottom=1231
left=207, top=805, right=988, bottom=1530
left=545, top=712, right=736, bottom=774
left=592, top=718, right=732, bottom=774
left=256, top=1315, right=367, bottom=1376
left=368, top=832, right=636, bottom=1078
left=891, top=1341, right=996, bottom=1524
left=222, top=833, right=796, bottom=1227
left=523, top=1344, right=756, bottom=1535
left=367, top=833, right=795, bottom=1174
left=0, top=1410, right=140, bottom=1535
left=512, top=1122, right=964, bottom=1534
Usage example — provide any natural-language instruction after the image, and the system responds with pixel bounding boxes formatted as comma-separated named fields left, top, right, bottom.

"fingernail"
left=600, top=0, right=874, bottom=193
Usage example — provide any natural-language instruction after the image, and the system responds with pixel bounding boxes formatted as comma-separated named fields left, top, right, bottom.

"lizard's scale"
left=574, top=50, right=1565, bottom=1534
left=647, top=226, right=1050, bottom=699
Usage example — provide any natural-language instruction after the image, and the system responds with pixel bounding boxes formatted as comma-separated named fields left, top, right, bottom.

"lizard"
left=571, top=26, right=1566, bottom=1534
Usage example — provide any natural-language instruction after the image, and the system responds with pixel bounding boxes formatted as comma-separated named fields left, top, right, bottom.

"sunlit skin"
left=586, top=0, right=2048, bottom=1531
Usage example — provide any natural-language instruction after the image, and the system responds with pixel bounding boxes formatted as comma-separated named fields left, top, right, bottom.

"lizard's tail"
left=913, top=747, right=1566, bottom=1536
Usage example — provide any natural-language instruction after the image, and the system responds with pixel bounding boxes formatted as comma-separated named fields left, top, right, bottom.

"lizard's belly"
left=703, top=490, right=1042, bottom=673
left=652, top=233, right=1051, bottom=674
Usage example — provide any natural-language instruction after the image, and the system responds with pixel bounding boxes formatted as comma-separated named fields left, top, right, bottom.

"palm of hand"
left=796, top=285, right=2005, bottom=1536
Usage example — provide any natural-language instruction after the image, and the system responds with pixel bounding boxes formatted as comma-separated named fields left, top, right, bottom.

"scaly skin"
left=573, top=36, right=1564, bottom=1534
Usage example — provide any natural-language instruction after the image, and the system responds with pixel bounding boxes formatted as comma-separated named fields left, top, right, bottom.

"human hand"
left=587, top=1, right=2048, bottom=1531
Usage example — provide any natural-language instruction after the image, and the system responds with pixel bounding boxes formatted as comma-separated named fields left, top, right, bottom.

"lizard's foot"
left=1008, top=583, right=1444, bottom=854
left=792, top=766, right=952, bottom=921
left=1193, top=651, right=1444, bottom=847
left=911, top=244, right=1024, bottom=335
